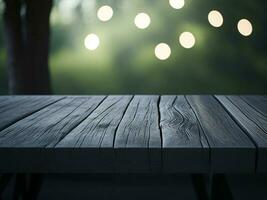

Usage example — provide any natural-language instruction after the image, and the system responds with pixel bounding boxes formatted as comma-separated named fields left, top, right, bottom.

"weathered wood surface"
left=0, top=95, right=266, bottom=173
left=0, top=96, right=62, bottom=131
left=216, top=95, right=267, bottom=173
left=160, top=96, right=209, bottom=172
left=114, top=95, right=161, bottom=172
left=187, top=96, right=255, bottom=173
left=0, top=96, right=105, bottom=147
left=56, top=95, right=132, bottom=172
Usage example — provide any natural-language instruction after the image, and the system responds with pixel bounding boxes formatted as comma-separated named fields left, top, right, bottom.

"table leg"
left=192, top=173, right=233, bottom=200
left=13, top=174, right=27, bottom=200
left=26, top=174, right=43, bottom=200
left=0, top=173, right=13, bottom=199
left=13, top=173, right=43, bottom=200
left=191, top=174, right=209, bottom=200
left=211, top=174, right=233, bottom=200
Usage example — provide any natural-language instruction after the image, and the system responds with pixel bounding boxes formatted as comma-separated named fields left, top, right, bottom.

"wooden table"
left=0, top=95, right=266, bottom=199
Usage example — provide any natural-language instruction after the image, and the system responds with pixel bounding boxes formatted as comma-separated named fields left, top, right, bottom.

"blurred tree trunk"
left=3, top=0, right=52, bottom=94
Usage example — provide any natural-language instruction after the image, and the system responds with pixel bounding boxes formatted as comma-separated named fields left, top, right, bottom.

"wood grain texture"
left=0, top=96, right=62, bottom=130
left=186, top=95, right=256, bottom=173
left=0, top=95, right=263, bottom=173
left=216, top=95, right=267, bottom=172
left=0, top=96, right=105, bottom=147
left=56, top=95, right=132, bottom=148
left=54, top=95, right=132, bottom=172
left=114, top=95, right=161, bottom=172
left=160, top=95, right=209, bottom=172
left=241, top=95, right=267, bottom=114
left=0, top=96, right=105, bottom=172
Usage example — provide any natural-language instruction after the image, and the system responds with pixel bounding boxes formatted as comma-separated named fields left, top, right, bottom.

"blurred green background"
left=0, top=0, right=266, bottom=94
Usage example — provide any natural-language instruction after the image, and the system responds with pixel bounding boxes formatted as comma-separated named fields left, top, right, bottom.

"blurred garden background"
left=0, top=0, right=266, bottom=94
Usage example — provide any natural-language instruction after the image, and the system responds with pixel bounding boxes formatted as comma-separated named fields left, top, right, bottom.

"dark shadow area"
left=1, top=174, right=267, bottom=200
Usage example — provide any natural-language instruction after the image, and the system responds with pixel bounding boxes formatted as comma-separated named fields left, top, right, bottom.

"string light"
left=86, top=2, right=253, bottom=56
left=97, top=5, right=113, bottom=22
left=155, top=43, right=171, bottom=60
left=179, top=32, right=196, bottom=49
left=237, top=19, right=253, bottom=36
left=169, top=0, right=185, bottom=9
left=134, top=13, right=151, bottom=29
left=84, top=34, right=100, bottom=50
left=208, top=10, right=223, bottom=27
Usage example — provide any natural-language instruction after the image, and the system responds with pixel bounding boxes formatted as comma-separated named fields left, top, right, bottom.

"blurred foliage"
left=0, top=0, right=267, bottom=94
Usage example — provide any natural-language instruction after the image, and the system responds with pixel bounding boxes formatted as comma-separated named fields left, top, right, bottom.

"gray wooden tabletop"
left=0, top=95, right=266, bottom=173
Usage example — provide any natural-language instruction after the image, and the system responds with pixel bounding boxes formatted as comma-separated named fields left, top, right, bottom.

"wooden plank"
left=0, top=96, right=28, bottom=112
left=0, top=96, right=105, bottom=172
left=0, top=96, right=105, bottom=147
left=216, top=95, right=267, bottom=173
left=54, top=95, right=132, bottom=173
left=0, top=96, right=62, bottom=130
left=186, top=95, right=256, bottom=173
left=114, top=95, right=161, bottom=173
left=160, top=95, right=209, bottom=173
left=240, top=95, right=267, bottom=114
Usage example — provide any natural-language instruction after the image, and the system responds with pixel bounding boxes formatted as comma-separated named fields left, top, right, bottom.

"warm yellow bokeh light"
left=84, top=34, right=100, bottom=51
left=154, top=43, right=171, bottom=60
left=179, top=32, right=196, bottom=49
left=134, top=13, right=151, bottom=29
left=208, top=10, right=223, bottom=27
left=169, top=0, right=185, bottom=9
left=237, top=19, right=253, bottom=36
left=97, top=5, right=113, bottom=22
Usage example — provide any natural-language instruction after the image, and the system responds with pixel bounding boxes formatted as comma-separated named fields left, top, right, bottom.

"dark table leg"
left=0, top=173, right=13, bottom=199
left=13, top=173, right=43, bottom=200
left=26, top=174, right=43, bottom=200
left=13, top=174, right=27, bottom=200
left=211, top=174, right=233, bottom=200
left=192, top=174, right=210, bottom=200
left=192, top=173, right=233, bottom=200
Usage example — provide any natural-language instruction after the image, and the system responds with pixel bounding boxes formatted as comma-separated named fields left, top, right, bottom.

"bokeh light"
left=84, top=34, right=100, bottom=50
left=237, top=19, right=253, bottom=36
left=169, top=0, right=185, bottom=9
left=97, top=5, right=113, bottom=22
left=154, top=43, right=171, bottom=60
left=179, top=32, right=196, bottom=49
left=134, top=13, right=151, bottom=29
left=208, top=10, right=223, bottom=27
